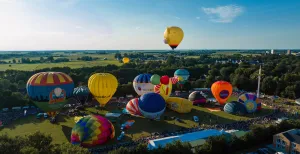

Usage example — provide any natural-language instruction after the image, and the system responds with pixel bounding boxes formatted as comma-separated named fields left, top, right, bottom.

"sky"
left=1, top=0, right=300, bottom=50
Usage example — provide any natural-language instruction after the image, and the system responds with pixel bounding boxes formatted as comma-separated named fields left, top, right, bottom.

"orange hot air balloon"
left=211, top=81, right=232, bottom=105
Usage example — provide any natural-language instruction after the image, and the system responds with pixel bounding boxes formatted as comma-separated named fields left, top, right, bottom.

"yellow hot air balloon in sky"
left=123, top=57, right=130, bottom=64
left=88, top=73, right=118, bottom=107
left=164, top=26, right=184, bottom=50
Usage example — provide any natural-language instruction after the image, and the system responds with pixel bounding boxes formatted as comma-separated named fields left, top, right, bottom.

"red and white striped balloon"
left=126, top=98, right=142, bottom=116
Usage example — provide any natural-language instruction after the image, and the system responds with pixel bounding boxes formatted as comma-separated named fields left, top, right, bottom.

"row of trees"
left=109, top=119, right=300, bottom=154
left=0, top=131, right=89, bottom=154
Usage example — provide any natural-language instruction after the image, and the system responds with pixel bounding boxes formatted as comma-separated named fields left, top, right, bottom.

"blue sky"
left=0, top=0, right=300, bottom=50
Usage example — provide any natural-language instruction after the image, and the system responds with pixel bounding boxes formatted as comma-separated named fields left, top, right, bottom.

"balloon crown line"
left=150, top=74, right=181, bottom=85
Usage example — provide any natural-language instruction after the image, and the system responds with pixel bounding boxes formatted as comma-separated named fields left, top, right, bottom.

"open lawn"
left=0, top=96, right=273, bottom=146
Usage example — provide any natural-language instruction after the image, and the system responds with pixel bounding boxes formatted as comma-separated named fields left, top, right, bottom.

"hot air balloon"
left=73, top=86, right=90, bottom=104
left=211, top=81, right=232, bottom=105
left=138, top=92, right=166, bottom=119
left=238, top=93, right=261, bottom=113
left=26, top=72, right=74, bottom=117
left=122, top=57, right=130, bottom=64
left=166, top=97, right=193, bottom=113
left=163, top=26, right=184, bottom=50
left=174, top=69, right=190, bottom=87
left=88, top=73, right=118, bottom=107
left=126, top=98, right=142, bottom=116
left=150, top=74, right=161, bottom=85
left=154, top=76, right=179, bottom=101
left=224, top=101, right=247, bottom=115
left=71, top=115, right=115, bottom=147
left=188, top=91, right=207, bottom=105
left=133, top=73, right=154, bottom=96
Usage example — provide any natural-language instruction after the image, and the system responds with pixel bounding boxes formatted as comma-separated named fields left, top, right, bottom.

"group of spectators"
left=89, top=98, right=298, bottom=154
left=0, top=108, right=38, bottom=126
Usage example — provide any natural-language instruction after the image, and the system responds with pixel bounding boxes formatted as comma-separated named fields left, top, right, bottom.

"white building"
left=271, top=49, right=275, bottom=54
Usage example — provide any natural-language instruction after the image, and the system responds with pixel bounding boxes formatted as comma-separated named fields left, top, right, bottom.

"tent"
left=105, top=113, right=121, bottom=118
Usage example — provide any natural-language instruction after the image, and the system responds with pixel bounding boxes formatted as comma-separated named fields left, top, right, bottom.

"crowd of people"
left=89, top=99, right=296, bottom=154
left=0, top=108, right=38, bottom=126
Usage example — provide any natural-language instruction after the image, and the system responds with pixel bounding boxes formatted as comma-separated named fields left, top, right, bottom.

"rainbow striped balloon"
left=126, top=98, right=142, bottom=116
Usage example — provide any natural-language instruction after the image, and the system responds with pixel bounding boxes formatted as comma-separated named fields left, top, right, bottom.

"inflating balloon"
left=138, top=92, right=166, bottom=119
left=88, top=73, right=118, bottom=107
left=126, top=98, right=142, bottom=116
left=154, top=76, right=179, bottom=100
left=122, top=57, right=130, bottom=64
left=188, top=91, right=206, bottom=105
left=133, top=73, right=154, bottom=96
left=224, top=101, right=247, bottom=115
left=73, top=86, right=90, bottom=104
left=160, top=75, right=169, bottom=85
left=166, top=97, right=193, bottom=113
left=71, top=115, right=115, bottom=147
left=150, top=74, right=161, bottom=85
left=211, top=81, right=232, bottom=105
left=174, top=69, right=190, bottom=85
left=26, top=72, right=74, bottom=117
left=238, top=93, right=261, bottom=113
left=164, top=26, right=184, bottom=50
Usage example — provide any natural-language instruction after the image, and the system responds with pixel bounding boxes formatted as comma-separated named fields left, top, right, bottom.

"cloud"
left=175, top=16, right=180, bottom=19
left=75, top=25, right=82, bottom=29
left=202, top=5, right=244, bottom=23
left=196, top=17, right=200, bottom=19
left=135, top=26, right=140, bottom=30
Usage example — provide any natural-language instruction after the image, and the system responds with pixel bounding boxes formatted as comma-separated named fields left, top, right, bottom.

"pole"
left=257, top=65, right=261, bottom=98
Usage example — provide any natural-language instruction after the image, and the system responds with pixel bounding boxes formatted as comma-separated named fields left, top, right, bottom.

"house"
left=273, top=129, right=300, bottom=154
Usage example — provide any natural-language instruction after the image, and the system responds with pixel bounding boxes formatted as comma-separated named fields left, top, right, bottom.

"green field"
left=0, top=96, right=273, bottom=145
left=0, top=53, right=121, bottom=71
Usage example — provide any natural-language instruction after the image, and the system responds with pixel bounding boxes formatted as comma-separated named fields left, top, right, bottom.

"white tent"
left=105, top=113, right=121, bottom=118
left=295, top=98, right=300, bottom=105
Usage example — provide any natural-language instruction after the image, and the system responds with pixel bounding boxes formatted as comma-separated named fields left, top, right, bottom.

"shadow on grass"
left=3, top=115, right=46, bottom=130
left=61, top=125, right=72, bottom=142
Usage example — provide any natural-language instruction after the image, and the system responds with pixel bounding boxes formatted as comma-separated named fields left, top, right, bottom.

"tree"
left=261, top=76, right=277, bottom=95
left=166, top=55, right=176, bottom=66
left=12, top=59, right=16, bottom=63
left=40, top=57, right=45, bottom=62
left=47, top=56, right=54, bottom=62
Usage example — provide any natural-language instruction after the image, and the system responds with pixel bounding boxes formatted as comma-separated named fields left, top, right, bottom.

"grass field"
left=0, top=96, right=273, bottom=146
left=0, top=53, right=121, bottom=71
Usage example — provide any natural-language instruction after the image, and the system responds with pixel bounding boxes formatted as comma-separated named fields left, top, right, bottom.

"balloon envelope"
left=133, top=73, right=154, bottom=96
left=26, top=72, right=74, bottom=116
left=164, top=26, right=184, bottom=50
left=224, top=101, right=247, bottom=115
left=126, top=98, right=142, bottom=116
left=188, top=91, right=206, bottom=105
left=122, top=57, right=130, bottom=64
left=71, top=115, right=115, bottom=147
left=238, top=93, right=261, bottom=113
left=138, top=93, right=166, bottom=119
left=88, top=73, right=118, bottom=107
left=160, top=75, right=169, bottom=85
left=174, top=69, right=190, bottom=85
left=150, top=74, right=161, bottom=85
left=211, top=81, right=232, bottom=105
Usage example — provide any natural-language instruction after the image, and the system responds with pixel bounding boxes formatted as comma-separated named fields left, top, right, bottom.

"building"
left=273, top=129, right=300, bottom=154
left=287, top=50, right=292, bottom=55
left=271, top=49, right=275, bottom=54
left=147, top=129, right=247, bottom=150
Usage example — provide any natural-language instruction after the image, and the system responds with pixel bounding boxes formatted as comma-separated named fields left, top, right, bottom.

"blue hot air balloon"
left=138, top=92, right=166, bottom=119
left=174, top=69, right=190, bottom=85
left=224, top=101, right=247, bottom=115
left=73, top=86, right=90, bottom=104
left=133, top=73, right=154, bottom=96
